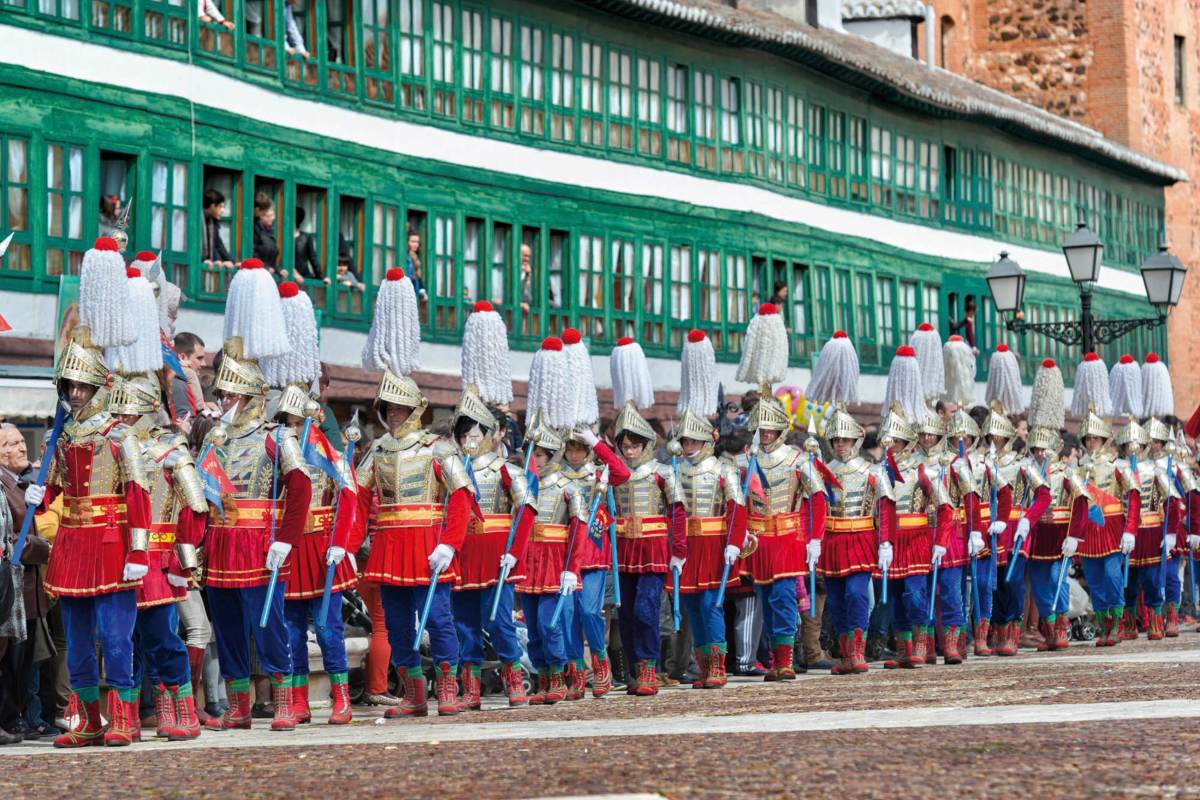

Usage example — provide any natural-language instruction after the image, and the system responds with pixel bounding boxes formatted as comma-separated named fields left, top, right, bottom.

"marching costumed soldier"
left=354, top=270, right=471, bottom=717
left=909, top=413, right=960, bottom=664
left=875, top=405, right=954, bottom=668
left=737, top=305, right=827, bottom=681
left=202, top=259, right=309, bottom=732
left=33, top=238, right=153, bottom=747
left=556, top=328, right=631, bottom=700
left=609, top=337, right=680, bottom=695
left=943, top=410, right=988, bottom=657
left=265, top=282, right=359, bottom=725
left=670, top=330, right=747, bottom=688
left=450, top=302, right=535, bottom=709
left=1128, top=417, right=1182, bottom=641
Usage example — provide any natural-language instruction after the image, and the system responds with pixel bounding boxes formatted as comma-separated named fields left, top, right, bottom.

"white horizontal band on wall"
left=3, top=26, right=1148, bottom=297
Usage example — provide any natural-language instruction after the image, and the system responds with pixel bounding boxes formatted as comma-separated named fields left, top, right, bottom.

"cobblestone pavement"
left=2, top=634, right=1198, bottom=799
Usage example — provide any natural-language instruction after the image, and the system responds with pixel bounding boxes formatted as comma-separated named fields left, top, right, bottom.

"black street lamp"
left=984, top=223, right=1187, bottom=355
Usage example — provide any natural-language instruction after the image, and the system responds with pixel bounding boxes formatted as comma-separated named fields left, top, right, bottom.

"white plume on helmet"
left=223, top=260, right=290, bottom=360
left=1028, top=358, right=1065, bottom=431
left=1071, top=352, right=1112, bottom=418
left=678, top=330, right=718, bottom=417
left=882, top=345, right=929, bottom=423
left=806, top=331, right=860, bottom=405
left=1141, top=353, right=1173, bottom=417
left=526, top=337, right=573, bottom=428
left=1108, top=355, right=1143, bottom=419
left=562, top=329, right=599, bottom=426
left=262, top=283, right=321, bottom=389
left=611, top=338, right=654, bottom=410
left=104, top=267, right=163, bottom=374
left=461, top=301, right=513, bottom=405
left=79, top=237, right=134, bottom=348
left=985, top=344, right=1024, bottom=414
left=909, top=322, right=944, bottom=402
left=361, top=269, right=420, bottom=376
left=736, top=303, right=789, bottom=386
left=942, top=335, right=976, bottom=407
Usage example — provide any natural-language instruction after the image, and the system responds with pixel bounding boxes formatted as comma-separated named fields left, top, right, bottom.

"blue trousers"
left=61, top=591, right=137, bottom=691
left=824, top=571, right=871, bottom=636
left=207, top=584, right=293, bottom=680
left=520, top=592, right=566, bottom=671
left=975, top=555, right=997, bottom=621
left=562, top=568, right=607, bottom=661
left=379, top=583, right=457, bottom=670
left=284, top=594, right=348, bottom=677
left=892, top=573, right=929, bottom=633
left=1125, top=564, right=1166, bottom=612
left=755, top=578, right=799, bottom=646
left=931, top=565, right=966, bottom=628
left=1081, top=553, right=1124, bottom=615
left=452, top=584, right=521, bottom=665
left=1166, top=555, right=1184, bottom=606
left=132, top=603, right=190, bottom=688
left=1028, top=559, right=1071, bottom=618
left=992, top=555, right=1027, bottom=625
left=617, top=572, right=663, bottom=664
left=680, top=589, right=726, bottom=649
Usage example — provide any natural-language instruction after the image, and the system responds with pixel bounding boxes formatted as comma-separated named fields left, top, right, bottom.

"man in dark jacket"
left=202, top=189, right=234, bottom=266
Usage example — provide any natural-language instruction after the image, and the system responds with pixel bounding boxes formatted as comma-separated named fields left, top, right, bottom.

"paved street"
left=3, top=635, right=1199, bottom=798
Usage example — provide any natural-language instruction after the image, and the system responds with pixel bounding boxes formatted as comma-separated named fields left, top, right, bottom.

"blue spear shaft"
left=13, top=400, right=69, bottom=566
left=550, top=470, right=607, bottom=628
left=414, top=476, right=459, bottom=650
left=259, top=427, right=285, bottom=628
left=1159, top=454, right=1174, bottom=606
left=607, top=486, right=620, bottom=608
left=1189, top=489, right=1199, bottom=607
left=490, top=443, right=535, bottom=622
left=807, top=448, right=818, bottom=619
left=969, top=491, right=981, bottom=627
left=671, top=564, right=682, bottom=632
left=316, top=434, right=356, bottom=634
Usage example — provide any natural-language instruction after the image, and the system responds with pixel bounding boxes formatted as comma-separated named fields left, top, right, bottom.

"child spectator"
left=202, top=188, right=234, bottom=267
left=197, top=0, right=235, bottom=29
left=252, top=191, right=280, bottom=273
left=292, top=207, right=324, bottom=282
left=404, top=228, right=428, bottom=300
left=284, top=0, right=310, bottom=57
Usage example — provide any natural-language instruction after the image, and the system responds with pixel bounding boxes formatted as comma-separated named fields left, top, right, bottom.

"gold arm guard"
left=129, top=527, right=151, bottom=552
left=175, top=542, right=200, bottom=571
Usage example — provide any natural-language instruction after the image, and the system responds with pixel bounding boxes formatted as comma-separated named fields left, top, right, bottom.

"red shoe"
left=591, top=655, right=613, bottom=698
left=997, top=622, right=1018, bottom=656
left=1166, top=604, right=1180, bottom=637
left=973, top=621, right=993, bottom=656
left=168, top=688, right=202, bottom=741
left=912, top=630, right=927, bottom=665
left=544, top=667, right=567, bottom=703
left=925, top=629, right=939, bottom=665
left=103, top=691, right=137, bottom=747
left=500, top=663, right=528, bottom=706
left=328, top=681, right=353, bottom=725
left=1147, top=611, right=1165, bottom=640
left=528, top=673, right=548, bottom=706
left=703, top=646, right=727, bottom=688
left=1119, top=610, right=1138, bottom=641
left=1105, top=612, right=1121, bottom=647
left=53, top=694, right=106, bottom=748
left=434, top=663, right=461, bottom=716
left=1053, top=615, right=1070, bottom=649
left=885, top=636, right=915, bottom=669
left=384, top=672, right=428, bottom=718
left=270, top=674, right=297, bottom=731
left=691, top=649, right=709, bottom=688
left=293, top=682, right=312, bottom=724
left=206, top=682, right=252, bottom=730
left=943, top=627, right=963, bottom=664
left=155, top=682, right=176, bottom=738
left=764, top=644, right=796, bottom=681
left=460, top=663, right=482, bottom=710
left=634, top=662, right=658, bottom=696
left=849, top=629, right=868, bottom=673
left=187, top=646, right=215, bottom=727
left=830, top=634, right=853, bottom=675
left=1037, top=620, right=1055, bottom=652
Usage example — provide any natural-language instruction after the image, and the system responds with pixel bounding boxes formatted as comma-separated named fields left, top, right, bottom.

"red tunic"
left=999, top=484, right=1052, bottom=564
left=136, top=505, right=206, bottom=609
left=285, top=485, right=361, bottom=600
left=743, top=493, right=826, bottom=584
left=1077, top=489, right=1130, bottom=559
left=205, top=468, right=310, bottom=589
left=1030, top=496, right=1086, bottom=561
left=676, top=497, right=748, bottom=594
left=456, top=505, right=535, bottom=591
left=566, top=443, right=632, bottom=572
left=818, top=472, right=892, bottom=578
left=874, top=468, right=954, bottom=580
left=615, top=473, right=684, bottom=574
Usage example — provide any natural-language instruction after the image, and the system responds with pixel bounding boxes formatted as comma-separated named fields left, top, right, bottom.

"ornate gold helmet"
left=916, top=413, right=946, bottom=439
left=56, top=327, right=111, bottom=389
left=214, top=338, right=269, bottom=399
left=453, top=385, right=500, bottom=457
left=1078, top=404, right=1112, bottom=443
left=107, top=373, right=161, bottom=417
left=824, top=402, right=865, bottom=445
left=674, top=408, right=715, bottom=444
left=748, top=390, right=791, bottom=435
left=525, top=409, right=564, bottom=453
left=1114, top=418, right=1147, bottom=450
left=879, top=401, right=914, bottom=445
left=1145, top=417, right=1172, bottom=443
left=1026, top=425, right=1060, bottom=453
left=377, top=368, right=426, bottom=410
left=981, top=399, right=1017, bottom=441
left=614, top=401, right=657, bottom=446
left=276, top=383, right=320, bottom=421
left=946, top=408, right=980, bottom=445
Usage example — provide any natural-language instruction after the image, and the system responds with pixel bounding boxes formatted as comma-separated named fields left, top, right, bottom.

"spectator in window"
left=404, top=229, right=428, bottom=301
left=334, top=237, right=363, bottom=290
left=770, top=279, right=788, bottom=307
left=253, top=192, right=280, bottom=273
left=202, top=188, right=234, bottom=267
left=519, top=244, right=534, bottom=314
left=244, top=0, right=263, bottom=36
left=292, top=207, right=325, bottom=283
left=197, top=0, right=235, bottom=29
left=97, top=195, right=122, bottom=239
left=284, top=0, right=310, bottom=57
left=949, top=295, right=978, bottom=353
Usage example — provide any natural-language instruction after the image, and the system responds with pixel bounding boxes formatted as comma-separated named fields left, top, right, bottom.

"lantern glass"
left=1139, top=246, right=1188, bottom=309
left=986, top=252, right=1026, bottom=313
left=1062, top=223, right=1103, bottom=284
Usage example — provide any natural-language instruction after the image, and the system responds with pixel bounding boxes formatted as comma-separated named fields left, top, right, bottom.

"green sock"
left=292, top=674, right=309, bottom=688
left=117, top=687, right=138, bottom=702
left=404, top=667, right=424, bottom=679
left=75, top=686, right=100, bottom=704
left=176, top=681, right=193, bottom=698
left=329, top=671, right=349, bottom=686
left=270, top=674, right=289, bottom=690
left=229, top=677, right=251, bottom=693
left=592, top=650, right=608, bottom=661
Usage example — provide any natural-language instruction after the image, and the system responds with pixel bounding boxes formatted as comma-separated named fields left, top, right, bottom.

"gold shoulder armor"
left=439, top=453, right=474, bottom=495
left=503, top=462, right=533, bottom=509
left=720, top=460, right=746, bottom=507
left=568, top=483, right=591, bottom=524
left=798, top=457, right=826, bottom=499
left=116, top=426, right=150, bottom=492
left=1066, top=469, right=1088, bottom=504
left=275, top=427, right=306, bottom=474
left=661, top=462, right=681, bottom=506
left=173, top=458, right=209, bottom=514
left=952, top=459, right=974, bottom=496
left=1178, top=464, right=1198, bottom=495
left=927, top=467, right=951, bottom=508
left=1022, top=461, right=1048, bottom=493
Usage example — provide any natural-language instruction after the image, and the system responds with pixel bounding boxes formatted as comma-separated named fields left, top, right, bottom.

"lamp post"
left=984, top=223, right=1187, bottom=355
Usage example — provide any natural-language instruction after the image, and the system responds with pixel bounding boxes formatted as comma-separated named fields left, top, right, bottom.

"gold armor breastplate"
left=535, top=469, right=577, bottom=524
left=672, top=456, right=732, bottom=518
left=59, top=422, right=123, bottom=499
left=365, top=432, right=446, bottom=506
left=1138, top=459, right=1164, bottom=514
left=828, top=457, right=875, bottom=518
left=891, top=462, right=930, bottom=515
left=753, top=446, right=801, bottom=516
left=1081, top=454, right=1123, bottom=498
left=614, top=461, right=667, bottom=518
left=469, top=453, right=512, bottom=515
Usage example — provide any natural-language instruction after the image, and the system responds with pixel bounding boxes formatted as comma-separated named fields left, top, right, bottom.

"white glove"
left=931, top=544, right=947, bottom=566
left=806, top=539, right=822, bottom=567
left=347, top=552, right=358, bottom=574
left=1013, top=517, right=1031, bottom=546
left=1166, top=534, right=1177, bottom=552
left=23, top=484, right=45, bottom=508
left=559, top=570, right=579, bottom=595
left=969, top=531, right=985, bottom=557
left=1188, top=534, right=1200, bottom=551
left=265, top=541, right=292, bottom=572
left=988, top=521, right=1007, bottom=536
left=1061, top=536, right=1080, bottom=559
left=326, top=546, right=346, bottom=566
left=669, top=555, right=686, bottom=574
left=575, top=426, right=599, bottom=447
left=1119, top=532, right=1136, bottom=555
left=877, top=542, right=893, bottom=572
left=428, top=543, right=455, bottom=573
left=499, top=552, right=518, bottom=571
left=122, top=562, right=149, bottom=581
left=166, top=572, right=191, bottom=588
left=723, top=544, right=740, bottom=566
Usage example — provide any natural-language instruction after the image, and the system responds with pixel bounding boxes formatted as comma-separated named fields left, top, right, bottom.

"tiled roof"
left=841, top=0, right=928, bottom=20
left=580, top=0, right=1187, bottom=184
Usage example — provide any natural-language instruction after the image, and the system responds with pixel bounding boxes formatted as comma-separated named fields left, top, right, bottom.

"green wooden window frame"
left=665, top=63, right=689, bottom=165
left=610, top=235, right=638, bottom=340
left=150, top=156, right=190, bottom=288
left=764, top=85, right=785, bottom=183
left=744, top=79, right=766, bottom=180
left=693, top=69, right=717, bottom=171
left=848, top=115, right=867, bottom=202
left=430, top=0, right=456, bottom=118
left=44, top=140, right=86, bottom=278
left=398, top=0, right=427, bottom=111
left=488, top=12, right=515, bottom=130
left=362, top=0, right=396, bottom=106
left=719, top=76, right=743, bottom=175
left=640, top=239, right=667, bottom=346
left=0, top=133, right=32, bottom=275
left=578, top=38, right=604, bottom=148
left=459, top=5, right=485, bottom=125
left=549, top=29, right=576, bottom=143
left=607, top=46, right=634, bottom=152
left=518, top=20, right=546, bottom=137
left=785, top=94, right=806, bottom=189
left=668, top=243, right=692, bottom=350
left=141, top=0, right=186, bottom=48
left=635, top=54, right=662, bottom=158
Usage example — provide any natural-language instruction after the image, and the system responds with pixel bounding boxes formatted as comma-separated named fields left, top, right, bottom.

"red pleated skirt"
left=205, top=525, right=283, bottom=589
left=285, top=507, right=358, bottom=599
left=993, top=509, right=1022, bottom=566
left=874, top=515, right=932, bottom=579
left=817, top=516, right=877, bottom=578
left=456, top=514, right=524, bottom=592
left=1030, top=512, right=1071, bottom=561
left=137, top=526, right=185, bottom=609
left=1130, top=513, right=1166, bottom=567
left=1078, top=509, right=1124, bottom=559
left=573, top=515, right=612, bottom=572
left=46, top=520, right=138, bottom=598
left=615, top=516, right=669, bottom=574
left=678, top=516, right=728, bottom=594
left=517, top=524, right=570, bottom=594
left=741, top=512, right=806, bottom=584
left=941, top=514, right=969, bottom=569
